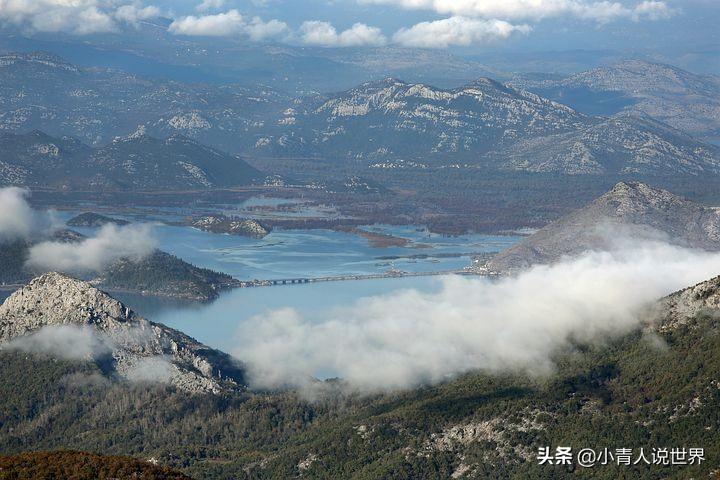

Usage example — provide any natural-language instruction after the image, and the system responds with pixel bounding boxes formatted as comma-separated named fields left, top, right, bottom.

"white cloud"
left=234, top=238, right=720, bottom=393
left=169, top=9, right=244, bottom=36
left=27, top=223, right=157, bottom=273
left=6, top=325, right=111, bottom=360
left=360, top=0, right=676, bottom=22
left=196, top=0, right=226, bottom=12
left=245, top=16, right=290, bottom=41
left=114, top=4, right=160, bottom=24
left=125, top=356, right=175, bottom=383
left=393, top=17, right=531, bottom=48
left=632, top=0, right=675, bottom=20
left=300, top=21, right=387, bottom=47
left=0, top=0, right=160, bottom=35
left=0, top=187, right=57, bottom=242
left=169, top=9, right=288, bottom=39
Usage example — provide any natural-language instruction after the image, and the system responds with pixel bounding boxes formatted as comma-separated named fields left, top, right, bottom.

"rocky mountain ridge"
left=2, top=53, right=719, bottom=178
left=514, top=59, right=720, bottom=141
left=494, top=113, right=720, bottom=175
left=488, top=181, right=720, bottom=271
left=256, top=76, right=720, bottom=176
left=0, top=52, right=288, bottom=151
left=658, top=274, right=720, bottom=331
left=0, top=272, right=245, bottom=394
left=257, top=77, right=586, bottom=162
left=0, top=129, right=261, bottom=190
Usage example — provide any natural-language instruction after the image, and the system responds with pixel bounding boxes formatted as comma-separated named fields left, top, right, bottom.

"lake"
left=16, top=208, right=522, bottom=352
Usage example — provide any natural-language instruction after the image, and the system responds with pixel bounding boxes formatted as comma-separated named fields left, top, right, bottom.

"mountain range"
left=257, top=77, right=720, bottom=176
left=488, top=181, right=720, bottom=272
left=257, top=77, right=585, bottom=161
left=0, top=51, right=287, bottom=150
left=0, top=129, right=261, bottom=190
left=513, top=59, right=720, bottom=142
left=2, top=53, right=719, bottom=180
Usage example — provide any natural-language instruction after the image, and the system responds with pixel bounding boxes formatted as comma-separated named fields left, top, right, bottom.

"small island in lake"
left=190, top=215, right=270, bottom=238
left=67, top=212, right=130, bottom=227
left=334, top=226, right=410, bottom=248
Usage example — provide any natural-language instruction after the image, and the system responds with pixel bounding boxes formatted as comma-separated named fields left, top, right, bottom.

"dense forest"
left=0, top=451, right=191, bottom=479
left=98, top=250, right=239, bottom=301
left=0, top=302, right=718, bottom=479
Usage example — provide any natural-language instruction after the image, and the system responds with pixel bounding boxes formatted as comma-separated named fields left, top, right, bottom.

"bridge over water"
left=240, top=269, right=491, bottom=287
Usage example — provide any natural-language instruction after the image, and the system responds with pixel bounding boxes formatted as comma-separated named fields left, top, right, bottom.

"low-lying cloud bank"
left=4, top=324, right=175, bottom=384
left=27, top=223, right=157, bottom=273
left=0, top=186, right=156, bottom=273
left=0, top=187, right=57, bottom=241
left=5, top=325, right=111, bottom=360
left=235, top=240, right=720, bottom=393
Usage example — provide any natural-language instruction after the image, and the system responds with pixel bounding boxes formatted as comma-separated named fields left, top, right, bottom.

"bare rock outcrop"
left=656, top=275, right=720, bottom=331
left=0, top=272, right=245, bottom=394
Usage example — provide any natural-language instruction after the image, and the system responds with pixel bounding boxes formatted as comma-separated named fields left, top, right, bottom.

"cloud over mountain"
left=169, top=9, right=289, bottom=40
left=360, top=0, right=675, bottom=22
left=300, top=21, right=387, bottom=47
left=393, top=17, right=530, bottom=48
left=0, top=0, right=161, bottom=35
left=27, top=223, right=157, bottom=274
left=235, top=238, right=720, bottom=393
left=0, top=187, right=56, bottom=242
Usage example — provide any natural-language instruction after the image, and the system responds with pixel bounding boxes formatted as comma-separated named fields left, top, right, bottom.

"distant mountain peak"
left=112, top=125, right=150, bottom=143
left=464, top=77, right=508, bottom=91
left=600, top=181, right=694, bottom=210
left=0, top=273, right=246, bottom=394
left=488, top=182, right=720, bottom=272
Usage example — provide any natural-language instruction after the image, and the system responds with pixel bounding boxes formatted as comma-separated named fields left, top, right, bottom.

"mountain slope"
left=0, top=52, right=287, bottom=150
left=0, top=451, right=192, bottom=480
left=488, top=181, right=720, bottom=271
left=0, top=273, right=246, bottom=394
left=0, top=271, right=719, bottom=478
left=516, top=60, right=720, bottom=140
left=0, top=129, right=261, bottom=190
left=257, top=77, right=587, bottom=162
left=256, top=77, right=720, bottom=176
left=494, top=113, right=720, bottom=175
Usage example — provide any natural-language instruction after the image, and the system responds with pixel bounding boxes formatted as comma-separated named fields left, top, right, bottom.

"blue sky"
left=1, top=0, right=717, bottom=55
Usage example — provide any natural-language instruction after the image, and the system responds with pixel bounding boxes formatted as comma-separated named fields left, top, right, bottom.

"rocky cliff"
left=657, top=275, right=720, bottom=331
left=0, top=273, right=245, bottom=394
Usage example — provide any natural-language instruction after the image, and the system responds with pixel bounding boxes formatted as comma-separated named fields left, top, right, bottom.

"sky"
left=0, top=0, right=716, bottom=54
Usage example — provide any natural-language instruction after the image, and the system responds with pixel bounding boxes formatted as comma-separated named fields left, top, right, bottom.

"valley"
left=0, top=7, right=719, bottom=477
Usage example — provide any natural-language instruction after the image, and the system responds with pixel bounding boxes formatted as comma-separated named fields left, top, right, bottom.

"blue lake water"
left=42, top=209, right=521, bottom=352
left=115, top=276, right=445, bottom=353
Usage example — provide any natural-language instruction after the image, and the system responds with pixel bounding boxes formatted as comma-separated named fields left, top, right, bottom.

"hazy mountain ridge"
left=495, top=113, right=720, bottom=175
left=257, top=77, right=587, bottom=161
left=2, top=52, right=719, bottom=179
left=514, top=60, right=720, bottom=140
left=0, top=52, right=287, bottom=151
left=488, top=181, right=720, bottom=271
left=0, top=272, right=245, bottom=394
left=0, top=129, right=261, bottom=190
